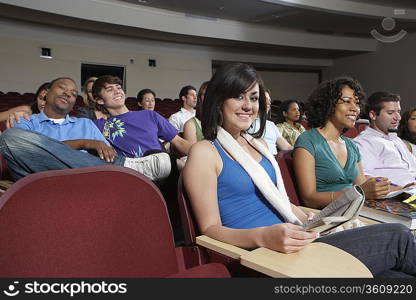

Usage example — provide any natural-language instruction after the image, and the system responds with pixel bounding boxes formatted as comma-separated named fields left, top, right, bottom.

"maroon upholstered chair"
left=125, top=97, right=139, bottom=111
left=342, top=127, right=359, bottom=138
left=5, top=91, right=21, bottom=97
left=177, top=174, right=200, bottom=247
left=300, top=120, right=310, bottom=130
left=0, top=152, right=12, bottom=181
left=177, top=175, right=265, bottom=277
left=0, top=166, right=230, bottom=278
left=276, top=150, right=301, bottom=205
left=355, top=122, right=369, bottom=133
left=0, top=121, right=7, bottom=133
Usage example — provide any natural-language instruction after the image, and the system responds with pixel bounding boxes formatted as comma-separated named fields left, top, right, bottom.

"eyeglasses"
left=337, top=96, right=360, bottom=106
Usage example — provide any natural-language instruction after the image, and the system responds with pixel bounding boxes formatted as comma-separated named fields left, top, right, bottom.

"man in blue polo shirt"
left=0, top=77, right=171, bottom=181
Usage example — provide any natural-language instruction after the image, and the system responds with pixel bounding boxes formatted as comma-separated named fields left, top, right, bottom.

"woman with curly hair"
left=293, top=76, right=390, bottom=209
left=398, top=108, right=416, bottom=157
left=276, top=99, right=306, bottom=146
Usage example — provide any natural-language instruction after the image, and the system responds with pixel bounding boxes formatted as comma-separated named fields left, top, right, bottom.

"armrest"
left=240, top=242, right=373, bottom=278
left=197, top=235, right=373, bottom=278
left=196, top=235, right=250, bottom=259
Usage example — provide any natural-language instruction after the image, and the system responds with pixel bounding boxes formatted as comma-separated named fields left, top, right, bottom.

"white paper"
left=382, top=185, right=416, bottom=199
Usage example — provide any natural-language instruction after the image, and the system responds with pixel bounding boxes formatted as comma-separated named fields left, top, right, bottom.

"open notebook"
left=303, top=185, right=365, bottom=233
left=382, top=185, right=416, bottom=201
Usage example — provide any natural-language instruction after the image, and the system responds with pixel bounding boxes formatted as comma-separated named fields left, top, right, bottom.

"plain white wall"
left=323, top=31, right=416, bottom=111
left=259, top=70, right=319, bottom=102
left=0, top=17, right=332, bottom=100
left=0, top=20, right=212, bottom=99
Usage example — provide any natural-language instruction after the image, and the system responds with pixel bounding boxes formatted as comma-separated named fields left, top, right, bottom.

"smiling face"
left=328, top=86, right=360, bottom=129
left=370, top=101, right=401, bottom=134
left=96, top=83, right=126, bottom=111
left=44, top=78, right=78, bottom=118
left=222, top=83, right=259, bottom=136
left=139, top=92, right=155, bottom=110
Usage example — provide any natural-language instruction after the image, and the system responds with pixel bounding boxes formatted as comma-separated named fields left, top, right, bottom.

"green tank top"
left=192, top=117, right=204, bottom=141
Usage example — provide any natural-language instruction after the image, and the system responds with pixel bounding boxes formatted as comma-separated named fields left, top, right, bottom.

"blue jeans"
left=0, top=128, right=125, bottom=180
left=317, top=223, right=416, bottom=278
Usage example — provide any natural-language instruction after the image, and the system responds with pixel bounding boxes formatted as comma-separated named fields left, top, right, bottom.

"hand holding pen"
left=361, top=177, right=390, bottom=199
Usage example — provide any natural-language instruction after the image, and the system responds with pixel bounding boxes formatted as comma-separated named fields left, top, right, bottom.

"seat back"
left=0, top=166, right=180, bottom=277
left=176, top=175, right=263, bottom=277
left=300, top=120, right=310, bottom=130
left=177, top=174, right=199, bottom=246
left=0, top=152, right=12, bottom=181
left=276, top=150, right=300, bottom=205
left=342, top=127, right=359, bottom=138
left=355, top=122, right=369, bottom=133
left=125, top=97, right=139, bottom=111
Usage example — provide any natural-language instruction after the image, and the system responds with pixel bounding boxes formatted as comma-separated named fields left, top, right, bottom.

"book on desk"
left=359, top=196, right=416, bottom=230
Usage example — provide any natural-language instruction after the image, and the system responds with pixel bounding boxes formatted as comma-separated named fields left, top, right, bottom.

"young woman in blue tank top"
left=183, top=63, right=416, bottom=277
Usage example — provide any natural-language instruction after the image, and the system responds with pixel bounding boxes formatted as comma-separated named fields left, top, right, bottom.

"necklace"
left=317, top=128, right=343, bottom=143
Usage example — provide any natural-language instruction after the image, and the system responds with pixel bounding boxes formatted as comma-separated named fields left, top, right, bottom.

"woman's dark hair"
left=275, top=99, right=301, bottom=124
left=195, top=81, right=210, bottom=120
left=201, top=63, right=266, bottom=140
left=306, top=76, right=366, bottom=128
left=30, top=82, right=51, bottom=113
left=137, top=88, right=156, bottom=102
left=398, top=107, right=416, bottom=144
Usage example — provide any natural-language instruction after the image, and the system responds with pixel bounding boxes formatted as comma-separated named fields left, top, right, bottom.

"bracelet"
left=330, top=192, right=334, bottom=202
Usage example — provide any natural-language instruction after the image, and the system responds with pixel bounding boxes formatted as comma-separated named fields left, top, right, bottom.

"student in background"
left=182, top=81, right=209, bottom=145
left=137, top=88, right=156, bottom=111
left=294, top=77, right=390, bottom=209
left=2, top=82, right=50, bottom=126
left=276, top=99, right=306, bottom=146
left=247, top=89, right=292, bottom=155
left=183, top=62, right=416, bottom=278
left=168, top=85, right=197, bottom=132
left=92, top=75, right=190, bottom=162
left=1, top=77, right=170, bottom=182
left=398, top=107, right=416, bottom=157
left=76, top=77, right=108, bottom=120
left=354, top=92, right=416, bottom=187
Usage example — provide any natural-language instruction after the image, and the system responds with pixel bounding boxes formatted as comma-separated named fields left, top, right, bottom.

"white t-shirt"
left=168, top=108, right=195, bottom=132
left=247, top=118, right=281, bottom=155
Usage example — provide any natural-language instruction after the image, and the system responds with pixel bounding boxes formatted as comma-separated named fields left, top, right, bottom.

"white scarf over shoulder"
left=216, top=127, right=302, bottom=225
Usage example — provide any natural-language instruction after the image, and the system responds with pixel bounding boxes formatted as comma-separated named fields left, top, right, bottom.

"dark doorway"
left=81, top=63, right=126, bottom=92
